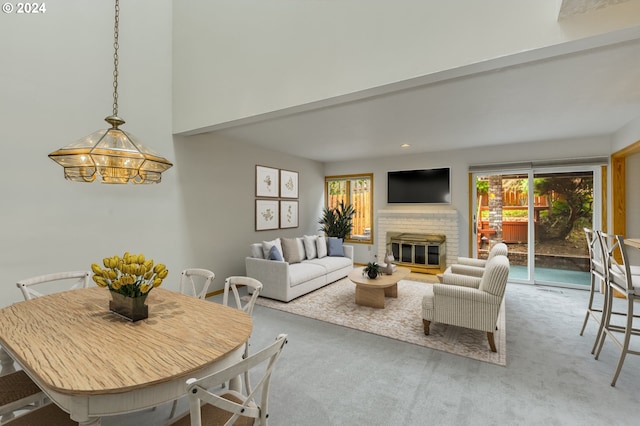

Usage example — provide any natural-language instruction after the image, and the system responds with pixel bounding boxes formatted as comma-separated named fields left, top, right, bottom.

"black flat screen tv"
left=387, top=168, right=451, bottom=204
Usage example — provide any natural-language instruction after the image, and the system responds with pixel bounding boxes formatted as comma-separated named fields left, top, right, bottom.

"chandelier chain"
left=112, top=0, right=120, bottom=117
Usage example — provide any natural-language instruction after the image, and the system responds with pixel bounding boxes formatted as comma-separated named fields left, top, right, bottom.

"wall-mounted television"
left=387, top=168, right=451, bottom=204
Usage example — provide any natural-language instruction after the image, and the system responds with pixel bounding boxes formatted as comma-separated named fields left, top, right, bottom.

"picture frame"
left=280, top=169, right=299, bottom=199
left=256, top=165, right=279, bottom=198
left=255, top=199, right=279, bottom=231
left=280, top=200, right=299, bottom=229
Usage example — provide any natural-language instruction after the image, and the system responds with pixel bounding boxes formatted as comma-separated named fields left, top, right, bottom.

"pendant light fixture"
left=48, top=0, right=172, bottom=184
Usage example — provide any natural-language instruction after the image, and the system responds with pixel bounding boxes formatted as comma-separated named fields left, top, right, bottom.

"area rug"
left=253, top=278, right=506, bottom=366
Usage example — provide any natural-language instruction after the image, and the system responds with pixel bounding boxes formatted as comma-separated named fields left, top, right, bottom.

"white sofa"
left=245, top=235, right=354, bottom=302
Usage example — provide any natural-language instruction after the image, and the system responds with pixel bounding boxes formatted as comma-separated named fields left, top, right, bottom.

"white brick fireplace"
left=377, top=209, right=459, bottom=271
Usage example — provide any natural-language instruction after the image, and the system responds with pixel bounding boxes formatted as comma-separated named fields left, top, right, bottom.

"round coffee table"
left=348, top=266, right=411, bottom=308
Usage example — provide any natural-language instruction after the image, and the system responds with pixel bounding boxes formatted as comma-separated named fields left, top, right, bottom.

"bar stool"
left=594, top=233, right=640, bottom=386
left=580, top=228, right=606, bottom=346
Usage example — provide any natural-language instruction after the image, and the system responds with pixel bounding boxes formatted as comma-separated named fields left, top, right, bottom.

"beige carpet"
left=254, top=277, right=506, bottom=366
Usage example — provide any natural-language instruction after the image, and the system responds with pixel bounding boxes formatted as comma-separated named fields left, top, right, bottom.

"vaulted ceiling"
left=200, top=2, right=640, bottom=163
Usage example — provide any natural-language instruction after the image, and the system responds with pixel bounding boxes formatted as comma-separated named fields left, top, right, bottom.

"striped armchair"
left=446, top=242, right=509, bottom=278
left=422, top=255, right=510, bottom=352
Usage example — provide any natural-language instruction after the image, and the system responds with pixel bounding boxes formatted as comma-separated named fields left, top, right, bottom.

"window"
left=325, top=174, right=373, bottom=244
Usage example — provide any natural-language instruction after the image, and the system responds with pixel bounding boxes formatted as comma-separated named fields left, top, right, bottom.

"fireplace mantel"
left=377, top=209, right=458, bottom=273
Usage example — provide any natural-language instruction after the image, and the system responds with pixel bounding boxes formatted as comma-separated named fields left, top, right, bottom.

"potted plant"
left=318, top=200, right=356, bottom=240
left=362, top=262, right=381, bottom=279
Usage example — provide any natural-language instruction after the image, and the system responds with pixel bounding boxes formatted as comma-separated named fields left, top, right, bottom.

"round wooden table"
left=0, top=287, right=252, bottom=425
left=348, top=266, right=411, bottom=308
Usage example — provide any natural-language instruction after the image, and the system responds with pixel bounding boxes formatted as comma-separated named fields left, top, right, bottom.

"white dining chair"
left=178, top=268, right=215, bottom=300
left=169, top=334, right=288, bottom=426
left=223, top=276, right=264, bottom=394
left=0, top=368, right=49, bottom=424
left=223, top=276, right=263, bottom=316
left=16, top=271, right=91, bottom=301
left=166, top=268, right=216, bottom=418
left=5, top=270, right=91, bottom=422
left=1, top=402, right=77, bottom=426
left=168, top=275, right=263, bottom=419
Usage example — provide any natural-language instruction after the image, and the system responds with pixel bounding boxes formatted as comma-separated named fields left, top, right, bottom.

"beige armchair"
left=447, top=242, right=508, bottom=277
left=422, top=255, right=510, bottom=352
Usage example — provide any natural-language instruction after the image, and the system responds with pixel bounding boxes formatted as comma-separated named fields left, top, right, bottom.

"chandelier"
left=48, top=0, right=172, bottom=184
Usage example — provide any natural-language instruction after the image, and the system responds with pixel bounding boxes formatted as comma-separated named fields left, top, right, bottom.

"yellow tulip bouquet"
left=91, top=252, right=168, bottom=298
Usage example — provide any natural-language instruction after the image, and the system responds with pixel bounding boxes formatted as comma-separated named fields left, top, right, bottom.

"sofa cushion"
left=303, top=235, right=318, bottom=260
left=288, top=262, right=326, bottom=287
left=268, top=245, right=283, bottom=261
left=282, top=237, right=303, bottom=264
left=262, top=238, right=282, bottom=259
left=327, top=237, right=344, bottom=257
left=305, top=255, right=352, bottom=273
left=316, top=235, right=327, bottom=258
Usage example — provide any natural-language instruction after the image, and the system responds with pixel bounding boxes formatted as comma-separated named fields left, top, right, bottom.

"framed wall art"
left=280, top=169, right=299, bottom=199
left=280, top=200, right=298, bottom=229
left=256, top=165, right=279, bottom=198
left=255, top=199, right=279, bottom=231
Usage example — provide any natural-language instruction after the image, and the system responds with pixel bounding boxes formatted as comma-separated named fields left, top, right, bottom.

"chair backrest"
left=584, top=228, right=606, bottom=280
left=179, top=268, right=215, bottom=300
left=16, top=271, right=91, bottom=301
left=478, top=255, right=510, bottom=297
left=185, top=334, right=288, bottom=426
left=487, top=243, right=508, bottom=260
left=598, top=232, right=633, bottom=294
left=223, top=276, right=263, bottom=316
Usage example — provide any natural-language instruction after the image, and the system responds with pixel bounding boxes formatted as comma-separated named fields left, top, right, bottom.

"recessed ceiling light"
left=400, top=143, right=411, bottom=148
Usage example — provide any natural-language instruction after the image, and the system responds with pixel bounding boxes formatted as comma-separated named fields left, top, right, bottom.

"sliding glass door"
left=473, top=165, right=600, bottom=288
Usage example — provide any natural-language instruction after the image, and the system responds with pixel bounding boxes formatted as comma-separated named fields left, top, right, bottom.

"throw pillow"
left=262, top=238, right=283, bottom=259
left=303, top=235, right=318, bottom=259
left=327, top=237, right=344, bottom=257
left=316, top=235, right=327, bottom=258
left=296, top=237, right=307, bottom=261
left=250, top=244, right=263, bottom=259
left=268, top=245, right=283, bottom=261
left=281, top=237, right=303, bottom=264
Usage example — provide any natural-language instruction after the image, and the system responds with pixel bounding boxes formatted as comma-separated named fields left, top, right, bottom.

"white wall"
left=173, top=133, right=325, bottom=282
left=612, top=116, right=640, bottom=152
left=324, top=136, right=611, bottom=264
left=0, top=0, right=326, bottom=307
left=613, top=117, right=640, bottom=264
left=0, top=0, right=180, bottom=307
left=172, top=0, right=640, bottom=134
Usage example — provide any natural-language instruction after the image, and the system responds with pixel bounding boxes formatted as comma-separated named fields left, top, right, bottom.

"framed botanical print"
left=280, top=200, right=299, bottom=229
left=280, top=169, right=299, bottom=199
left=255, top=199, right=279, bottom=231
left=256, top=165, right=279, bottom=198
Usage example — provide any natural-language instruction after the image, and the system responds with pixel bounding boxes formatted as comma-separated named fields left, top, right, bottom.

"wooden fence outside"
left=328, top=189, right=371, bottom=238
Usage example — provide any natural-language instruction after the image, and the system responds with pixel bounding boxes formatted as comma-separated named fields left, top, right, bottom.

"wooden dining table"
left=0, top=286, right=252, bottom=425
